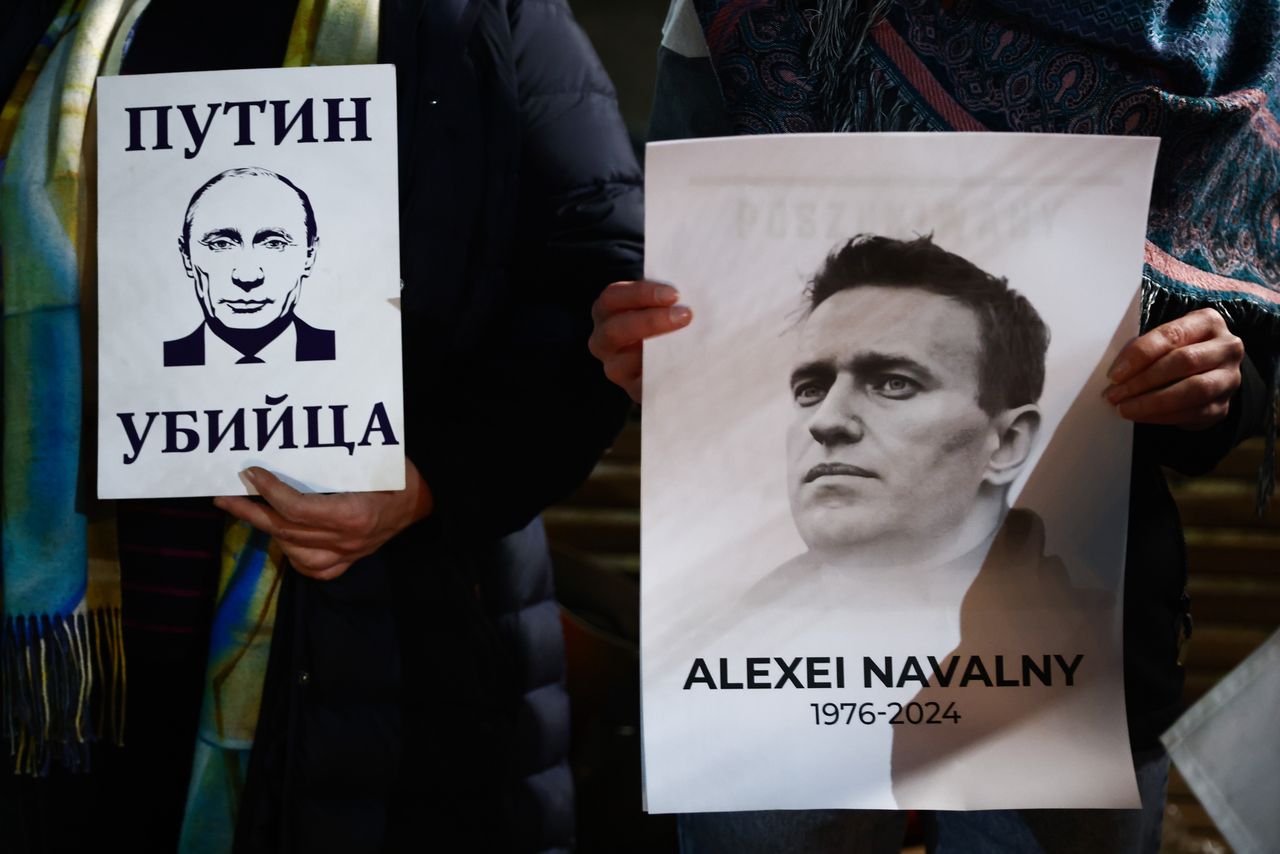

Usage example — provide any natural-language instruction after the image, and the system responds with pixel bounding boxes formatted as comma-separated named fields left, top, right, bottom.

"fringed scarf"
left=1, top=0, right=134, bottom=781
left=691, top=0, right=1280, bottom=504
left=0, top=0, right=379, bottom=848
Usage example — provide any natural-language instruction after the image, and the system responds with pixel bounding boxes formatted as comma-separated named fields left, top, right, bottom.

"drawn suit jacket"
left=162, top=317, right=336, bottom=366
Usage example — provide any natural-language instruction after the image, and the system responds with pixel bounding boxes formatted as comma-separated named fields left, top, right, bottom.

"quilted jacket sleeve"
left=416, top=0, right=641, bottom=541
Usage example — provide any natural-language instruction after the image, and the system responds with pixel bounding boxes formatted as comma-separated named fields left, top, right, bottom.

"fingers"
left=1119, top=399, right=1232, bottom=429
left=215, top=464, right=430, bottom=582
left=1104, top=335, right=1243, bottom=404
left=243, top=467, right=310, bottom=522
left=279, top=544, right=352, bottom=580
left=600, top=348, right=642, bottom=395
left=216, top=494, right=362, bottom=576
left=1104, top=308, right=1244, bottom=429
left=213, top=494, right=344, bottom=547
left=244, top=466, right=378, bottom=533
left=589, top=281, right=693, bottom=406
left=591, top=280, right=679, bottom=323
left=1114, top=367, right=1239, bottom=427
left=1107, top=308, right=1226, bottom=384
left=589, top=305, right=692, bottom=360
left=214, top=494, right=287, bottom=535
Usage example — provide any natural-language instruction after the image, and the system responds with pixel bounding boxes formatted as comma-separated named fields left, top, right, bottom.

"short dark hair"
left=180, top=167, right=318, bottom=255
left=807, top=234, right=1048, bottom=414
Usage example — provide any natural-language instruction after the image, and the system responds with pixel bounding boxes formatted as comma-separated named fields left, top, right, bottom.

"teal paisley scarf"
left=693, top=0, right=1280, bottom=503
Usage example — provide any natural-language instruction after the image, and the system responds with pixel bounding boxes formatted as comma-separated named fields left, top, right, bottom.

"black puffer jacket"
left=229, top=2, right=640, bottom=852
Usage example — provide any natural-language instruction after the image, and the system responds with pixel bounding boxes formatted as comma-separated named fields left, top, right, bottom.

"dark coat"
left=228, top=2, right=640, bottom=852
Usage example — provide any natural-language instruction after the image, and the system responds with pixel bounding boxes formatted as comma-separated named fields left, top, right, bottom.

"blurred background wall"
left=573, top=0, right=671, bottom=148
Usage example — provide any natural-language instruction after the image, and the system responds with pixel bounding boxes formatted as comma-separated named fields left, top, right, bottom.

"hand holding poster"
left=96, top=65, right=402, bottom=498
left=641, top=134, right=1159, bottom=811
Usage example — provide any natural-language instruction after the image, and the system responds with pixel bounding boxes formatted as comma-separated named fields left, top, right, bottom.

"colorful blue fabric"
left=1, top=0, right=129, bottom=777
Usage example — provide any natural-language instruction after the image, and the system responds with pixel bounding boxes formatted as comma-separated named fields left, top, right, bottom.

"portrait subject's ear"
left=179, top=237, right=194, bottom=278
left=984, top=404, right=1041, bottom=486
left=303, top=239, right=318, bottom=278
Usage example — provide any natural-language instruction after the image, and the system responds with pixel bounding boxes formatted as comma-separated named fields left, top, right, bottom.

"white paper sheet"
left=1163, top=628, right=1280, bottom=854
left=96, top=65, right=403, bottom=497
left=641, top=133, right=1158, bottom=812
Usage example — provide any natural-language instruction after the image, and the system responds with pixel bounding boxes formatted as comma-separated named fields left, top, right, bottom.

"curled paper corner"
left=388, top=296, right=401, bottom=311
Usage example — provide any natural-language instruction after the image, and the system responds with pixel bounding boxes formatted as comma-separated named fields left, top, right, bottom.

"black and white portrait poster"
left=96, top=65, right=402, bottom=498
left=641, top=134, right=1160, bottom=812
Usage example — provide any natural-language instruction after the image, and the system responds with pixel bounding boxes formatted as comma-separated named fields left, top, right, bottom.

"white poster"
left=96, top=65, right=403, bottom=498
left=641, top=134, right=1159, bottom=812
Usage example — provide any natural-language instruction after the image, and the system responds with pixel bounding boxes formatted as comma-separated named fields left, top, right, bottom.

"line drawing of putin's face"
left=179, top=168, right=318, bottom=330
left=785, top=235, right=1049, bottom=568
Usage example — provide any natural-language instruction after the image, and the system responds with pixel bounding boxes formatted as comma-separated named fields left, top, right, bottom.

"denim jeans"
left=677, top=749, right=1169, bottom=854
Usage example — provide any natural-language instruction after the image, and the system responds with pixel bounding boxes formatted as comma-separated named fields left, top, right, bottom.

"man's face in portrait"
left=182, top=173, right=315, bottom=330
left=786, top=286, right=1003, bottom=560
